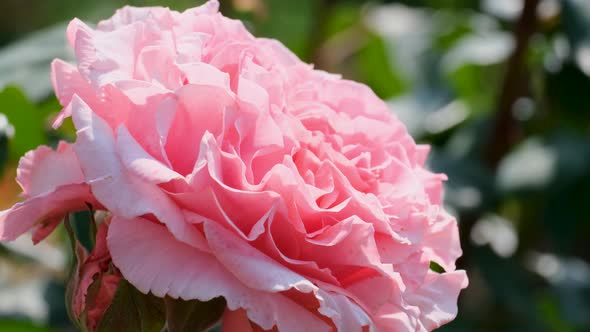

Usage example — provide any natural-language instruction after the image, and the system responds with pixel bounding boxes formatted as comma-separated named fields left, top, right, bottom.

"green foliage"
left=0, top=320, right=56, bottom=332
left=357, top=34, right=408, bottom=98
left=0, top=86, right=48, bottom=162
left=252, top=0, right=316, bottom=59
left=164, top=296, right=226, bottom=332
left=63, top=215, right=91, bottom=332
left=1, top=1, right=590, bottom=332
left=96, top=280, right=166, bottom=332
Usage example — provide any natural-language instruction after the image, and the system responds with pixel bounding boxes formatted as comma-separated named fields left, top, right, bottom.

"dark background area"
left=0, top=0, right=589, bottom=331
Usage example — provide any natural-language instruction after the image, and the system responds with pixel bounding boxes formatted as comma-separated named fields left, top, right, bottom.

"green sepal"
left=164, top=296, right=226, bottom=332
left=96, top=279, right=165, bottom=332
left=64, top=215, right=90, bottom=332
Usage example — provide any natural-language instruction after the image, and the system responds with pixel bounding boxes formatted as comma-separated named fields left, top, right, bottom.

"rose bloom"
left=0, top=1, right=467, bottom=331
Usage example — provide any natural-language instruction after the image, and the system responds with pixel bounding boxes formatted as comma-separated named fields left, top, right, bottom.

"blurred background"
left=0, top=0, right=589, bottom=331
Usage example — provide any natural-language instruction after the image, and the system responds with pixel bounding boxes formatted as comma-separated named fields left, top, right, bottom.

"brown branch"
left=308, top=0, right=338, bottom=67
left=456, top=0, right=541, bottom=273
left=485, top=0, right=540, bottom=169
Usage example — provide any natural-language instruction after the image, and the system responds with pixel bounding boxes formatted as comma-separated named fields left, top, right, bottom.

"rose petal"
left=116, top=126, right=183, bottom=184
left=422, top=210, right=462, bottom=271
left=71, top=95, right=204, bottom=249
left=406, top=270, right=468, bottom=331
left=107, top=216, right=332, bottom=332
left=203, top=220, right=316, bottom=293
left=0, top=184, right=94, bottom=241
left=1, top=142, right=94, bottom=241
left=16, top=142, right=85, bottom=197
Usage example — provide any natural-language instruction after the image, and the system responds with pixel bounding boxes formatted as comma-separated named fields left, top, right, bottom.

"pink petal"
left=374, top=303, right=416, bottom=332
left=406, top=270, right=468, bottom=331
left=0, top=184, right=94, bottom=241
left=203, top=220, right=316, bottom=293
left=134, top=45, right=183, bottom=89
left=70, top=95, right=203, bottom=249
left=316, top=290, right=373, bottom=332
left=16, top=142, right=85, bottom=197
left=178, top=62, right=231, bottom=89
left=67, top=18, right=137, bottom=87
left=165, top=85, right=234, bottom=175
left=116, top=126, right=183, bottom=184
left=111, top=80, right=172, bottom=106
left=107, top=216, right=332, bottom=332
left=422, top=210, right=462, bottom=271
left=50, top=59, right=99, bottom=128
left=97, top=6, right=172, bottom=31
left=1, top=142, right=94, bottom=241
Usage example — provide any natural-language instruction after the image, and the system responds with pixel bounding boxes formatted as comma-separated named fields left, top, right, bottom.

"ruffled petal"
left=70, top=95, right=203, bottom=249
left=50, top=59, right=98, bottom=128
left=406, top=270, right=468, bottom=331
left=203, top=220, right=316, bottom=293
left=0, top=184, right=94, bottom=241
left=422, top=210, right=463, bottom=271
left=107, top=216, right=332, bottom=332
left=116, top=126, right=183, bottom=184
left=16, top=142, right=85, bottom=197
left=1, top=142, right=94, bottom=242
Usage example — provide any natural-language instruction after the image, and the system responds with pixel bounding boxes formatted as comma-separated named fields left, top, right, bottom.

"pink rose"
left=0, top=1, right=467, bottom=331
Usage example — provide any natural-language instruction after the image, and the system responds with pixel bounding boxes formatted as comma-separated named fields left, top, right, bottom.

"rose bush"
left=0, top=1, right=467, bottom=330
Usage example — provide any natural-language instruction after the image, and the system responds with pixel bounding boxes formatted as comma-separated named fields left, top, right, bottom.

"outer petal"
left=67, top=18, right=138, bottom=87
left=107, top=216, right=332, bottom=332
left=316, top=290, right=374, bottom=332
left=422, top=210, right=462, bottom=271
left=70, top=95, right=204, bottom=249
left=1, top=142, right=94, bottom=241
left=50, top=59, right=100, bottom=128
left=406, top=270, right=468, bottom=331
left=0, top=184, right=94, bottom=241
left=16, top=142, right=85, bottom=197
left=374, top=303, right=416, bottom=332
left=97, top=6, right=172, bottom=31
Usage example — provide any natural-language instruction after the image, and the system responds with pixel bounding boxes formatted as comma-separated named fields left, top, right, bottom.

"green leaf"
left=0, top=86, right=48, bottom=161
left=0, top=320, right=56, bottom=332
left=447, top=64, right=502, bottom=115
left=164, top=296, right=226, bottom=332
left=96, top=279, right=165, bottom=332
left=429, top=261, right=446, bottom=273
left=356, top=34, right=408, bottom=99
left=254, top=0, right=315, bottom=59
